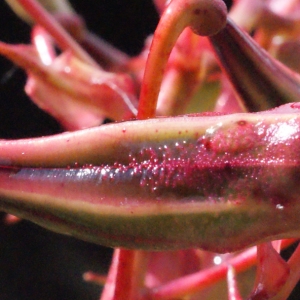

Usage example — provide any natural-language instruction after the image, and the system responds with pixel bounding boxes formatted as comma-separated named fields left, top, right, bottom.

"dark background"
left=0, top=1, right=298, bottom=300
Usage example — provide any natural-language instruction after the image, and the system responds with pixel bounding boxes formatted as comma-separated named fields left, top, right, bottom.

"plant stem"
left=16, top=0, right=99, bottom=67
left=270, top=242, right=300, bottom=300
left=80, top=33, right=129, bottom=69
left=227, top=265, right=242, bottom=300
left=137, top=0, right=227, bottom=119
left=100, top=249, right=149, bottom=300
left=146, top=239, right=296, bottom=299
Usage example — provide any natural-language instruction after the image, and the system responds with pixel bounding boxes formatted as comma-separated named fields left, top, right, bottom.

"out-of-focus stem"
left=271, top=242, right=300, bottom=300
left=53, top=13, right=130, bottom=69
left=80, top=33, right=129, bottom=70
left=15, top=0, right=99, bottom=67
left=147, top=239, right=296, bottom=299
left=148, top=247, right=257, bottom=299
left=214, top=76, right=247, bottom=113
left=249, top=243, right=290, bottom=299
left=32, top=26, right=56, bottom=65
left=227, top=265, right=242, bottom=300
left=100, top=249, right=149, bottom=300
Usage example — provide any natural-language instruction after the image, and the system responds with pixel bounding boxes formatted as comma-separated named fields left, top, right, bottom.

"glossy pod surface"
left=0, top=104, right=300, bottom=252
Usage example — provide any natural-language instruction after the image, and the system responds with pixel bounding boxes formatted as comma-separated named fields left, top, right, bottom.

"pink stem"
left=147, top=239, right=296, bottom=299
left=53, top=13, right=129, bottom=69
left=15, top=0, right=99, bottom=67
left=249, top=243, right=290, bottom=299
left=271, top=242, right=300, bottom=299
left=100, top=249, right=136, bottom=300
left=137, top=0, right=227, bottom=119
left=31, top=26, right=56, bottom=65
left=100, top=249, right=148, bottom=300
left=227, top=265, right=242, bottom=300
left=80, top=33, right=129, bottom=69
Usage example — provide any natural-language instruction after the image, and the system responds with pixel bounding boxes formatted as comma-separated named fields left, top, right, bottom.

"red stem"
left=100, top=249, right=149, bottom=300
left=100, top=249, right=136, bottom=300
left=137, top=0, right=227, bottom=119
left=147, top=239, right=296, bottom=299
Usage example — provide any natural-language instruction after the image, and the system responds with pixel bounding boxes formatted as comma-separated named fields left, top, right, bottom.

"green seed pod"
left=0, top=104, right=299, bottom=252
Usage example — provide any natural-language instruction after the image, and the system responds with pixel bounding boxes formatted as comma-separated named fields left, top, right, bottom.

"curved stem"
left=137, top=0, right=227, bottom=119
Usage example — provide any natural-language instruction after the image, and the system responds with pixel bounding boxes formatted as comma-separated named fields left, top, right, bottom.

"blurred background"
left=1, top=1, right=298, bottom=300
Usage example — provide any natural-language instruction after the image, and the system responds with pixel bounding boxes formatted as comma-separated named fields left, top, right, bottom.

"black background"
left=0, top=1, right=299, bottom=300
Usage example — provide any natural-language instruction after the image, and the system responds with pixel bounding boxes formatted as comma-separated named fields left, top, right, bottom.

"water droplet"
left=213, top=255, right=222, bottom=265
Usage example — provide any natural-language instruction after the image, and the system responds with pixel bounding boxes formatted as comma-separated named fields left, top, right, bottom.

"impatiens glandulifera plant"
left=2, top=0, right=300, bottom=299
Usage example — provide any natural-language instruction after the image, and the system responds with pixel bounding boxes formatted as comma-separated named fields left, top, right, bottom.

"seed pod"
left=0, top=104, right=299, bottom=252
